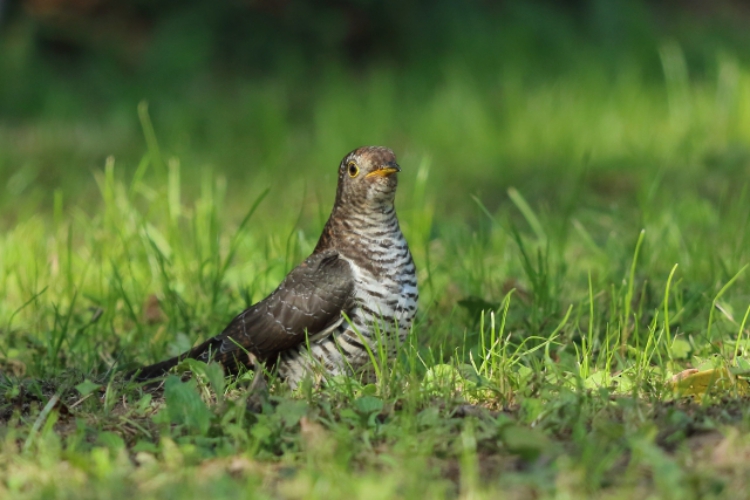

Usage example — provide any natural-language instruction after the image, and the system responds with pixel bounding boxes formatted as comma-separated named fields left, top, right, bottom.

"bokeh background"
left=3, top=0, right=750, bottom=224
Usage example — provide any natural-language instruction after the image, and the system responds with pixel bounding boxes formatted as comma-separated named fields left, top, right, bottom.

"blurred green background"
left=3, top=0, right=750, bottom=225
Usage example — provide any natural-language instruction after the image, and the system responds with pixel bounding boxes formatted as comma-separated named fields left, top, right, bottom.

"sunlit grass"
left=2, top=37, right=750, bottom=499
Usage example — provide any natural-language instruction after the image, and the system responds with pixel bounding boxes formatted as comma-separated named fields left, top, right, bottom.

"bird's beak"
left=365, top=163, right=401, bottom=178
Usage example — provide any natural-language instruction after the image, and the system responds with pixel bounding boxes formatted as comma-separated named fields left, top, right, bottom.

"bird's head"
left=335, top=146, right=400, bottom=208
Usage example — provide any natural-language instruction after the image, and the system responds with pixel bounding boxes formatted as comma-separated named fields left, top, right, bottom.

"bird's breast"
left=339, top=228, right=418, bottom=338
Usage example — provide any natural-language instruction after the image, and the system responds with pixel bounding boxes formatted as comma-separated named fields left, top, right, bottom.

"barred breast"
left=277, top=204, right=418, bottom=387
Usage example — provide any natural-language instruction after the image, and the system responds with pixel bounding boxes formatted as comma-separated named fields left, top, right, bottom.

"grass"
left=3, top=30, right=750, bottom=499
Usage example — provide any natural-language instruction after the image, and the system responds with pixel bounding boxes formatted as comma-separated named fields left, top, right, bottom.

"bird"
left=129, top=146, right=418, bottom=388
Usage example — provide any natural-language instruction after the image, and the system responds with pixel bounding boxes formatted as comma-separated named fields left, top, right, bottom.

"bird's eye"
left=347, top=162, right=359, bottom=177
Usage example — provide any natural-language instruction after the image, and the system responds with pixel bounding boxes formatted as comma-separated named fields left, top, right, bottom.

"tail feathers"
left=128, top=356, right=181, bottom=381
left=127, top=338, right=216, bottom=381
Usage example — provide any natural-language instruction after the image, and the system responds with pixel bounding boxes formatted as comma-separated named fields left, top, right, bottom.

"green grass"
left=3, top=34, right=750, bottom=499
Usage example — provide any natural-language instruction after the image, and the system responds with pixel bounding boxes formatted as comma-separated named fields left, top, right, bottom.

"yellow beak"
left=365, top=165, right=401, bottom=178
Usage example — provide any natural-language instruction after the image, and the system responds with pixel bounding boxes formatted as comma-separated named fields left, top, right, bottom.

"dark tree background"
left=2, top=0, right=749, bottom=116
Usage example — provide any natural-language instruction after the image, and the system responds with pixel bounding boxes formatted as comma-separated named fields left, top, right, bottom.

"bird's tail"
left=127, top=338, right=217, bottom=382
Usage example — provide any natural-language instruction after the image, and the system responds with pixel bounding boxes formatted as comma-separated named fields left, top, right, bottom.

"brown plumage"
left=129, top=146, right=418, bottom=386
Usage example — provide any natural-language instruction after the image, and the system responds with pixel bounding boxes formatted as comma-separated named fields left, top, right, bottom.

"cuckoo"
left=130, top=146, right=418, bottom=387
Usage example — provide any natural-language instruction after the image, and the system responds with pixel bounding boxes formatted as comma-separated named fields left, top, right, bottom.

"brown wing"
left=129, top=249, right=355, bottom=381
left=207, top=249, right=355, bottom=364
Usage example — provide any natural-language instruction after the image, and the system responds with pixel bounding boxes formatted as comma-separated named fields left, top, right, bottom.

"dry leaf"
left=669, top=367, right=750, bottom=397
left=143, top=294, right=165, bottom=325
